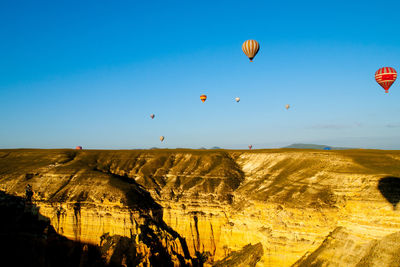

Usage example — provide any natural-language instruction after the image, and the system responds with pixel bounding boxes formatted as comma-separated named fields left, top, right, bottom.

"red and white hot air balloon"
left=150, top=114, right=155, bottom=119
left=200, top=95, right=207, bottom=103
left=248, top=145, right=253, bottom=150
left=375, top=67, right=397, bottom=93
left=242, top=40, right=260, bottom=62
left=75, top=146, right=82, bottom=150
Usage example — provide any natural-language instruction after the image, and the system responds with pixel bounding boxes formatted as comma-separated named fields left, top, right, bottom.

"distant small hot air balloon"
left=75, top=146, right=82, bottom=150
left=200, top=95, right=207, bottom=103
left=285, top=104, right=290, bottom=110
left=160, top=136, right=164, bottom=142
left=242, top=40, right=260, bottom=62
left=375, top=67, right=397, bottom=93
left=248, top=145, right=253, bottom=150
left=235, top=97, right=240, bottom=102
left=150, top=114, right=155, bottom=119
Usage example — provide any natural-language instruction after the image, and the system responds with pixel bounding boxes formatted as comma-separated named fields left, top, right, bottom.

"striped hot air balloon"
left=242, top=40, right=260, bottom=62
left=375, top=67, right=397, bottom=93
left=200, top=95, right=207, bottom=103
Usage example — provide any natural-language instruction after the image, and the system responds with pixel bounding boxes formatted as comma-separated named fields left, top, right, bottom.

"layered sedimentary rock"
left=0, top=149, right=400, bottom=266
left=213, top=243, right=263, bottom=267
left=293, top=227, right=400, bottom=267
left=0, top=150, right=196, bottom=266
left=0, top=191, right=107, bottom=267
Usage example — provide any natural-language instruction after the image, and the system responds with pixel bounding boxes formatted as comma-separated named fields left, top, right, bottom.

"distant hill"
left=283, top=143, right=354, bottom=150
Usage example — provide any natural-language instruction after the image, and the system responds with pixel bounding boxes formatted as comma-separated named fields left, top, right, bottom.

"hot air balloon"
left=242, top=40, right=260, bottom=62
left=75, top=146, right=82, bottom=150
left=160, top=136, right=164, bottom=142
left=248, top=145, right=253, bottom=150
left=150, top=114, right=155, bottom=119
left=235, top=97, right=240, bottom=102
left=375, top=67, right=397, bottom=93
left=200, top=95, right=207, bottom=103
left=285, top=104, right=290, bottom=110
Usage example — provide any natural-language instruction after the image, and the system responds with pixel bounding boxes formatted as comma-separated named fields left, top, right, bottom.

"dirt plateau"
left=1, top=148, right=400, bottom=267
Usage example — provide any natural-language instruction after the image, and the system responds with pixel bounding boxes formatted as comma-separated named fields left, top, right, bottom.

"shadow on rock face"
left=0, top=190, right=106, bottom=267
left=378, top=177, right=400, bottom=210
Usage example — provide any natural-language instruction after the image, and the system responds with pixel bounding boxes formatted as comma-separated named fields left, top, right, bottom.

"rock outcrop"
left=293, top=227, right=400, bottom=267
left=0, top=191, right=106, bottom=267
left=0, top=148, right=400, bottom=266
left=213, top=243, right=263, bottom=267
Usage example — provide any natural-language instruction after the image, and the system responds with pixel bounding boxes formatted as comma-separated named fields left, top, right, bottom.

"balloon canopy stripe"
left=375, top=67, right=397, bottom=92
left=242, top=40, right=260, bottom=61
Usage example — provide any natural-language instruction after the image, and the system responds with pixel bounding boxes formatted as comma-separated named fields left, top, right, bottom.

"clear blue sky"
left=1, top=0, right=400, bottom=149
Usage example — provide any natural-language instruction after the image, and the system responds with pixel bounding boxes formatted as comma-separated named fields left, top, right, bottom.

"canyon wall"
left=0, top=149, right=399, bottom=266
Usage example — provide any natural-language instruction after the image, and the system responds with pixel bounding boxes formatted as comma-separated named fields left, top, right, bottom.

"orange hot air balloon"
left=150, top=114, right=155, bottom=119
left=75, top=146, right=82, bottom=150
left=242, top=40, right=260, bottom=62
left=200, top=95, right=207, bottom=103
left=248, top=145, right=253, bottom=150
left=160, top=136, right=164, bottom=142
left=375, top=67, right=397, bottom=93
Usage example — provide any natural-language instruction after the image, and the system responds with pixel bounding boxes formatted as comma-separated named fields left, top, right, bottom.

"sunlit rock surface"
left=0, top=149, right=400, bottom=266
left=293, top=227, right=400, bottom=267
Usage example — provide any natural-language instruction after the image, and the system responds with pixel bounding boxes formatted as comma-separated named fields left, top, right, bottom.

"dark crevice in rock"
left=210, top=222, right=216, bottom=257
left=73, top=201, right=81, bottom=240
left=93, top=164, right=204, bottom=265
left=194, top=215, right=201, bottom=252
left=93, top=166, right=162, bottom=214
left=100, top=233, right=145, bottom=267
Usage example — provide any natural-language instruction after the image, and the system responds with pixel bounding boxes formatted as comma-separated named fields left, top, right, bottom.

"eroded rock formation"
left=0, top=149, right=400, bottom=266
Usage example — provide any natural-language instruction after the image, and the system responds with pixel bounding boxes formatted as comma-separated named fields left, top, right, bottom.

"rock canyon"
left=0, top=149, right=399, bottom=266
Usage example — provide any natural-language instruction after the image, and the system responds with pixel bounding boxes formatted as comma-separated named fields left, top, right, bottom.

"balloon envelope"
left=160, top=136, right=164, bottom=142
left=235, top=97, right=240, bottom=102
left=248, top=145, right=253, bottom=150
left=150, top=114, right=155, bottom=119
left=75, top=146, right=82, bottom=150
left=375, top=67, right=397, bottom=93
left=285, top=104, right=290, bottom=110
left=242, top=40, right=260, bottom=62
left=200, top=95, right=207, bottom=103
